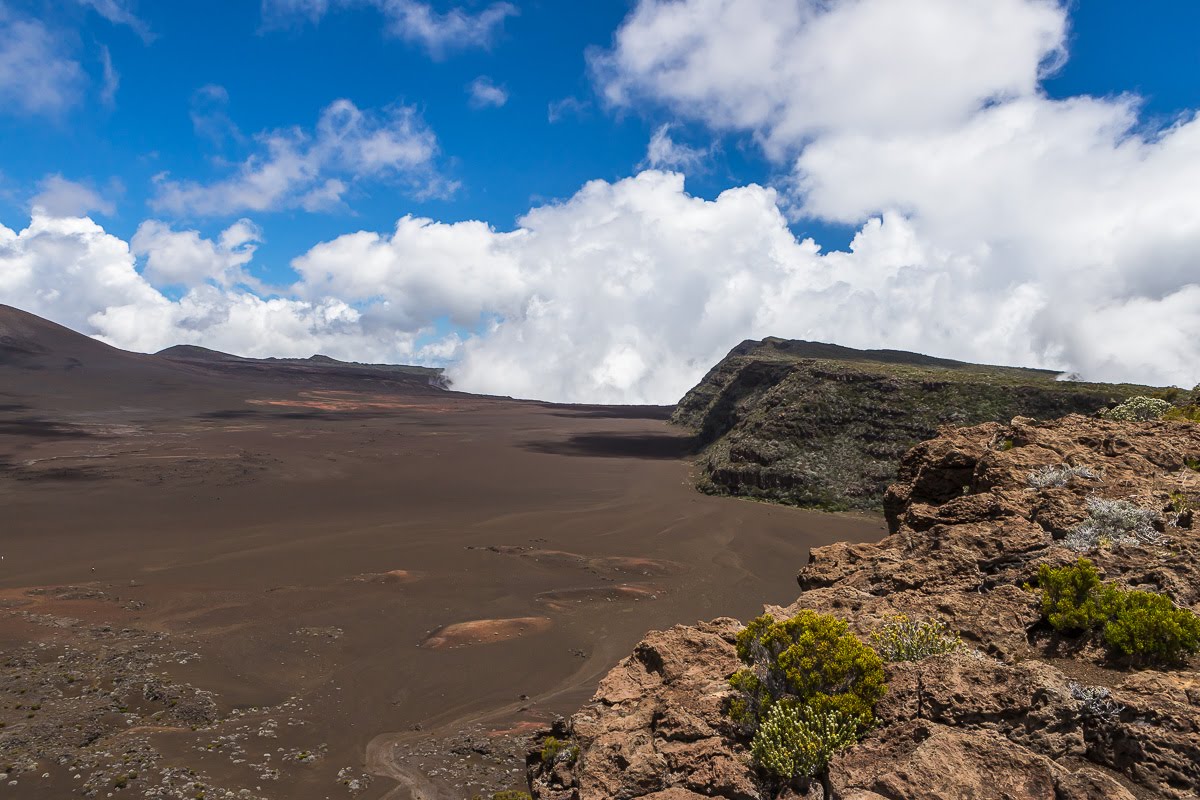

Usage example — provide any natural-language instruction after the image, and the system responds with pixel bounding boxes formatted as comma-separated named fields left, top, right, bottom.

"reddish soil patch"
left=421, top=617, right=554, bottom=649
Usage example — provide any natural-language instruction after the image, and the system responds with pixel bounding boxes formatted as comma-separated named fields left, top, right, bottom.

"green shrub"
left=539, top=736, right=578, bottom=766
left=869, top=614, right=962, bottom=662
left=1037, top=559, right=1121, bottom=632
left=491, top=793, right=532, bottom=800
left=730, top=610, right=886, bottom=731
left=750, top=702, right=860, bottom=781
left=1164, top=404, right=1200, bottom=423
left=1103, top=591, right=1200, bottom=664
left=1152, top=387, right=1184, bottom=403
left=1037, top=559, right=1200, bottom=665
left=1187, top=458, right=1200, bottom=472
left=1169, top=492, right=1194, bottom=514
left=1100, top=396, right=1171, bottom=422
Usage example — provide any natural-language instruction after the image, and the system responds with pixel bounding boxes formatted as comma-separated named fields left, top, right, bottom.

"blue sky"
left=3, top=1, right=1200, bottom=403
left=1, top=0, right=789, bottom=280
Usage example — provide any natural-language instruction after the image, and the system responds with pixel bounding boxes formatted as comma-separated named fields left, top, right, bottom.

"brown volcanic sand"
left=0, top=314, right=886, bottom=799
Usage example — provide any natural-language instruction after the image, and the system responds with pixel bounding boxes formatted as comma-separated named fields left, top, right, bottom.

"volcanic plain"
left=0, top=306, right=885, bottom=799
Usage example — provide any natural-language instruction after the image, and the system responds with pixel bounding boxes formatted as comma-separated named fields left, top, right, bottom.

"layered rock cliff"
left=529, top=414, right=1200, bottom=799
left=672, top=338, right=1168, bottom=511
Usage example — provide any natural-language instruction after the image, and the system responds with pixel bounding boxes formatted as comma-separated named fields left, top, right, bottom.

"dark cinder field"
left=0, top=305, right=885, bottom=799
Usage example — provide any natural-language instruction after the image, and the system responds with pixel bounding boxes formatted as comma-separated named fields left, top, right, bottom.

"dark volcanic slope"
left=673, top=336, right=1177, bottom=511
left=0, top=303, right=157, bottom=371
left=0, top=304, right=218, bottom=411
left=0, top=303, right=449, bottom=414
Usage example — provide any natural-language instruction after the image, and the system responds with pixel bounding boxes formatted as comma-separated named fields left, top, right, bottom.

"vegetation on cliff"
left=1038, top=559, right=1200, bottom=665
left=530, top=413, right=1200, bottom=800
left=672, top=338, right=1181, bottom=511
left=728, top=610, right=885, bottom=731
left=728, top=610, right=964, bottom=789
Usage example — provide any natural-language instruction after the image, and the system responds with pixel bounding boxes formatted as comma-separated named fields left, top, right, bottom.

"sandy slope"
left=0, top=306, right=884, bottom=799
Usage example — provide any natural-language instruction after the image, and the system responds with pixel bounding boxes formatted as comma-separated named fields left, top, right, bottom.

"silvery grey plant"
left=1027, top=464, right=1099, bottom=489
left=1069, top=682, right=1123, bottom=721
left=1064, top=497, right=1166, bottom=552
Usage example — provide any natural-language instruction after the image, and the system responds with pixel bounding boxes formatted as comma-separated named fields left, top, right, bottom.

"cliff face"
left=672, top=338, right=1165, bottom=511
left=529, top=415, right=1200, bottom=800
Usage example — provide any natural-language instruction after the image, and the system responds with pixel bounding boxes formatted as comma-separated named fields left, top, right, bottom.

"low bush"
left=1100, top=396, right=1171, bottom=422
left=729, top=610, right=886, bottom=731
left=729, top=610, right=885, bottom=785
left=1164, top=404, right=1200, bottom=423
left=1038, top=559, right=1120, bottom=632
left=1169, top=492, right=1193, bottom=514
left=750, top=703, right=861, bottom=781
left=1027, top=463, right=1098, bottom=489
left=868, top=614, right=962, bottom=662
left=1103, top=590, right=1200, bottom=665
left=1037, top=558, right=1200, bottom=665
left=539, top=736, right=578, bottom=766
left=1064, top=497, right=1164, bottom=553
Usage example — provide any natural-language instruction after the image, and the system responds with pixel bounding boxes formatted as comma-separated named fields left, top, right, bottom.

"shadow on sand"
left=539, top=404, right=675, bottom=421
left=199, top=408, right=408, bottom=423
left=0, top=417, right=95, bottom=439
left=522, top=431, right=696, bottom=460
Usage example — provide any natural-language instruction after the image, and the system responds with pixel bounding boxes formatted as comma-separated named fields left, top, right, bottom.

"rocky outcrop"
left=529, top=415, right=1200, bottom=799
left=672, top=337, right=1170, bottom=511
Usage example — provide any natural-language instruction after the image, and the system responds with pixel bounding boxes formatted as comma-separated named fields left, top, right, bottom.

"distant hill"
left=157, top=344, right=447, bottom=389
left=672, top=337, right=1183, bottom=511
left=155, top=344, right=243, bottom=363
left=0, top=304, right=450, bottom=409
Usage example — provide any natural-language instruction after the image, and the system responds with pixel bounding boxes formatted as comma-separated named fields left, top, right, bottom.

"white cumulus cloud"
left=4, top=162, right=1200, bottom=404
left=467, top=76, right=508, bottom=108
left=30, top=175, right=116, bottom=218
left=132, top=219, right=262, bottom=288
left=642, top=124, right=710, bottom=169
left=594, top=0, right=1066, bottom=157
left=0, top=212, right=432, bottom=362
left=151, top=98, right=446, bottom=216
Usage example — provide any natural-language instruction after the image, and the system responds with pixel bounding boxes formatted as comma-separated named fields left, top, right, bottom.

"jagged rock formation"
left=672, top=337, right=1169, bottom=511
left=529, top=415, right=1200, bottom=799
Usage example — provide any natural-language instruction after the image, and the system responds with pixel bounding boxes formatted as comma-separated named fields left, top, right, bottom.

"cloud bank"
left=5, top=165, right=1199, bottom=403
